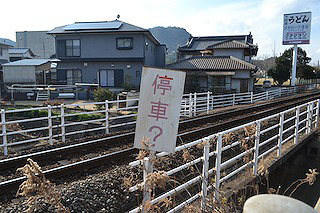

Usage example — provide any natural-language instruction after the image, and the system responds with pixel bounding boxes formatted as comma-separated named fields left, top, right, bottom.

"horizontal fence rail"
left=129, top=98, right=320, bottom=212
left=0, top=84, right=318, bottom=156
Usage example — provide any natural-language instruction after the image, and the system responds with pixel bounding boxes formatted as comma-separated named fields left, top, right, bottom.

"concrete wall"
left=82, top=33, right=144, bottom=58
left=233, top=70, right=251, bottom=79
left=143, top=36, right=165, bottom=67
left=214, top=49, right=244, bottom=60
left=54, top=32, right=165, bottom=88
left=0, top=44, right=10, bottom=63
left=144, top=36, right=156, bottom=66
left=16, top=31, right=55, bottom=58
left=231, top=79, right=240, bottom=92
left=57, top=61, right=143, bottom=87
left=3, top=66, right=36, bottom=83
left=231, top=70, right=253, bottom=92
left=155, top=45, right=166, bottom=67
left=56, top=33, right=145, bottom=59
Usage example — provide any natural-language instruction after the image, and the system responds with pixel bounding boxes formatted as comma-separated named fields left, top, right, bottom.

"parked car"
left=263, top=80, right=272, bottom=88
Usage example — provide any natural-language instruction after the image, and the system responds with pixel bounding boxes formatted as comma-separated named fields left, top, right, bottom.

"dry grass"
left=16, top=158, right=69, bottom=213
left=6, top=123, right=22, bottom=131
left=182, top=149, right=194, bottom=162
left=42, top=100, right=64, bottom=106
left=123, top=174, right=135, bottom=189
left=284, top=168, right=319, bottom=196
left=145, top=171, right=169, bottom=193
left=136, top=137, right=152, bottom=160
left=196, top=139, right=211, bottom=149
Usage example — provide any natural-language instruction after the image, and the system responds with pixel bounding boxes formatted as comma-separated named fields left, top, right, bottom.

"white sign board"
left=134, top=67, right=186, bottom=153
left=283, top=11, right=311, bottom=45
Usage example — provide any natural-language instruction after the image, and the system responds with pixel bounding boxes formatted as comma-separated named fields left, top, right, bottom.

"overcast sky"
left=1, top=0, right=319, bottom=64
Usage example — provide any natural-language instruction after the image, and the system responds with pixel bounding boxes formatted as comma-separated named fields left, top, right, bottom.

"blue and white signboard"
left=283, top=11, right=311, bottom=45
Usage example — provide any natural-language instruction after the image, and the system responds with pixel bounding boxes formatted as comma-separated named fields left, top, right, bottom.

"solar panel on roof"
left=63, top=22, right=123, bottom=31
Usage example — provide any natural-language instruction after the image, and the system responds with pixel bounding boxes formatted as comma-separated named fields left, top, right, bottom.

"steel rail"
left=1, top=92, right=319, bottom=172
left=0, top=92, right=320, bottom=196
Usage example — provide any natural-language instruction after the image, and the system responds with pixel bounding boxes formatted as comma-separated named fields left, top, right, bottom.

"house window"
left=66, top=39, right=80, bottom=56
left=117, top=38, right=133, bottom=49
left=99, top=70, right=115, bottom=86
left=136, top=70, right=141, bottom=77
left=66, top=69, right=82, bottom=84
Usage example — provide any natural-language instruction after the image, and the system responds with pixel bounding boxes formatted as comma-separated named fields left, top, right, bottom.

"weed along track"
left=0, top=91, right=320, bottom=212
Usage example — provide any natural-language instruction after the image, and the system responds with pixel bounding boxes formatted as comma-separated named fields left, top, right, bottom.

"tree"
left=268, top=47, right=314, bottom=85
left=268, top=57, right=291, bottom=85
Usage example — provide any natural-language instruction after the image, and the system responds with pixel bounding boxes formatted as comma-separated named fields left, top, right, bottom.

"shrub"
left=94, top=88, right=115, bottom=109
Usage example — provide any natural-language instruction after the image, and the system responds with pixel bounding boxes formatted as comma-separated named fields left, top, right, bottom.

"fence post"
left=310, top=102, right=314, bottom=130
left=105, top=100, right=109, bottom=134
left=279, top=88, right=282, bottom=97
left=183, top=98, right=187, bottom=117
left=60, top=104, right=65, bottom=143
left=306, top=103, right=310, bottom=134
left=306, top=102, right=312, bottom=133
left=207, top=91, right=210, bottom=114
left=193, top=92, right=197, bottom=117
left=316, top=99, right=320, bottom=129
left=232, top=93, right=236, bottom=106
left=142, top=151, right=155, bottom=213
left=253, top=120, right=260, bottom=175
left=277, top=112, right=284, bottom=157
left=211, top=95, right=214, bottom=110
left=189, top=93, right=192, bottom=118
left=294, top=106, right=300, bottom=144
left=266, top=91, right=269, bottom=100
left=201, top=138, right=210, bottom=211
left=214, top=133, right=223, bottom=202
left=1, top=110, right=8, bottom=156
left=250, top=92, right=253, bottom=103
left=48, top=105, right=53, bottom=145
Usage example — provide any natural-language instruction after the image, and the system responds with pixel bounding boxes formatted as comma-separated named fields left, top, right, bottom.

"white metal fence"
left=128, top=99, right=320, bottom=212
left=0, top=84, right=318, bottom=156
left=181, top=84, right=318, bottom=117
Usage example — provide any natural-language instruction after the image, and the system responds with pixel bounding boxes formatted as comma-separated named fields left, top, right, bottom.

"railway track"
left=1, top=91, right=320, bottom=197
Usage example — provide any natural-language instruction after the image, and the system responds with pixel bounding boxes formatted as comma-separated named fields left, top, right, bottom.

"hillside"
left=149, top=26, right=191, bottom=64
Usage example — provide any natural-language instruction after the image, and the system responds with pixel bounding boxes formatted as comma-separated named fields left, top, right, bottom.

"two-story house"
left=168, top=33, right=258, bottom=93
left=48, top=20, right=166, bottom=90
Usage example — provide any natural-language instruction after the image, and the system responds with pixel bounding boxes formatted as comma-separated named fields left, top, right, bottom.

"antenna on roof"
left=117, top=14, right=120, bottom=20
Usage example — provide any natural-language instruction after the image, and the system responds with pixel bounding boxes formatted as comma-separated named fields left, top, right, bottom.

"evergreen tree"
left=268, top=47, right=314, bottom=85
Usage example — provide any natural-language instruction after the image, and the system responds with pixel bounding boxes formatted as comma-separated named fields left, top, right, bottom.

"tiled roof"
left=178, top=35, right=251, bottom=51
left=166, top=56, right=256, bottom=71
left=207, top=40, right=250, bottom=49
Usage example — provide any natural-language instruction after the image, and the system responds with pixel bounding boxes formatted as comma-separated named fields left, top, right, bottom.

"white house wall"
left=231, top=79, right=240, bottom=92
left=231, top=70, right=253, bottom=92
left=249, top=78, right=253, bottom=91
left=213, top=49, right=244, bottom=60
left=0, top=44, right=10, bottom=62
left=3, top=66, right=36, bottom=83
left=233, top=70, right=250, bottom=79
